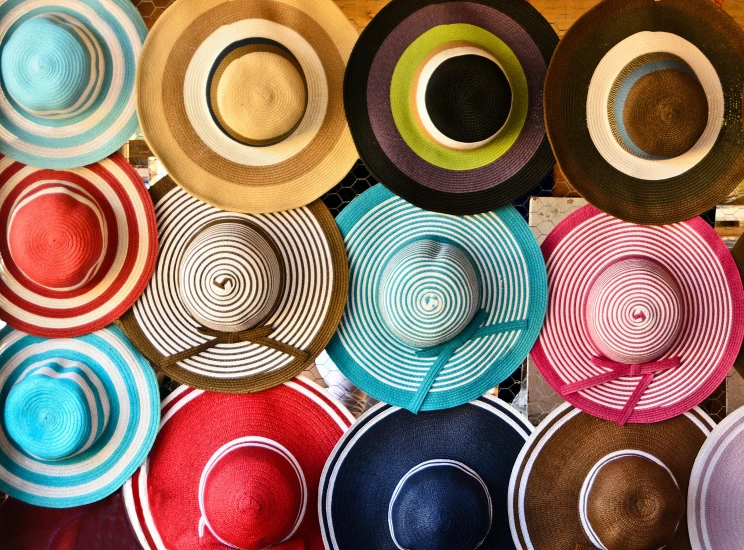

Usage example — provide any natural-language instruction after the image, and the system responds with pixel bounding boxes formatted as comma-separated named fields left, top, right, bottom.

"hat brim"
left=123, top=377, right=353, bottom=550
left=0, top=326, right=160, bottom=508
left=508, top=403, right=714, bottom=550
left=544, top=0, right=744, bottom=225
left=326, top=184, right=547, bottom=411
left=120, top=177, right=348, bottom=393
left=0, top=154, right=158, bottom=338
left=320, top=396, right=532, bottom=550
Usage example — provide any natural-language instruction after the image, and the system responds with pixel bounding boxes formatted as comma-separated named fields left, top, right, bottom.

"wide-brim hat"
left=0, top=325, right=159, bottom=508
left=0, top=492, right=140, bottom=549
left=343, top=0, right=558, bottom=215
left=123, top=377, right=353, bottom=550
left=320, top=396, right=533, bottom=550
left=0, top=153, right=158, bottom=338
left=326, top=184, right=547, bottom=413
left=688, top=405, right=744, bottom=550
left=120, top=176, right=348, bottom=393
left=136, top=0, right=358, bottom=214
left=0, top=0, right=146, bottom=169
left=731, top=236, right=744, bottom=376
left=508, top=403, right=715, bottom=550
left=544, top=0, right=744, bottom=225
left=531, top=205, right=744, bottom=425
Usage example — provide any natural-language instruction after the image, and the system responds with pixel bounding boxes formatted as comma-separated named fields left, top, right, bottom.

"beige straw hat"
left=136, top=0, right=358, bottom=213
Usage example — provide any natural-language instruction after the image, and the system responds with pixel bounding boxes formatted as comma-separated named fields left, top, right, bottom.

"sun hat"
left=531, top=204, right=744, bottom=425
left=688, top=405, right=744, bottom=550
left=123, top=377, right=353, bottom=550
left=0, top=153, right=158, bottom=338
left=326, top=184, right=547, bottom=413
left=0, top=0, right=146, bottom=169
left=320, top=395, right=533, bottom=550
left=119, top=176, right=347, bottom=393
left=343, top=0, right=558, bottom=215
left=508, top=402, right=715, bottom=550
left=0, top=491, right=140, bottom=549
left=135, top=0, right=358, bottom=214
left=544, top=0, right=744, bottom=225
left=0, top=325, right=159, bottom=508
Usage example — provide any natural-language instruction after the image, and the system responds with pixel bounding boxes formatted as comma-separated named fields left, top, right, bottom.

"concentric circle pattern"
left=344, top=0, right=558, bottom=214
left=0, top=325, right=160, bottom=508
left=531, top=205, right=744, bottom=424
left=0, top=0, right=147, bottom=168
left=0, top=153, right=158, bottom=338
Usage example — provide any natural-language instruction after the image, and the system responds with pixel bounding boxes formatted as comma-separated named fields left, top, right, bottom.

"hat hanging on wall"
left=320, top=395, right=533, bottom=550
left=508, top=403, right=716, bottom=550
left=0, top=325, right=160, bottom=508
left=544, top=0, right=744, bottom=225
left=119, top=177, right=348, bottom=393
left=0, top=154, right=158, bottom=338
left=326, top=184, right=547, bottom=413
left=688, top=405, right=744, bottom=550
left=0, top=0, right=146, bottom=169
left=123, top=377, right=353, bottom=550
left=343, top=0, right=558, bottom=215
left=136, top=0, right=358, bottom=214
left=531, top=205, right=744, bottom=425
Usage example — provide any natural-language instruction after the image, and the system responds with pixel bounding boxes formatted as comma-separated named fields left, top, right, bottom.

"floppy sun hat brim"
left=544, top=0, right=744, bottom=225
left=119, top=177, right=348, bottom=394
left=531, top=205, right=744, bottom=425
left=0, top=153, right=158, bottom=338
left=343, top=0, right=558, bottom=215
left=0, top=0, right=146, bottom=169
left=326, top=184, right=547, bottom=412
left=123, top=377, right=354, bottom=550
left=320, top=395, right=533, bottom=550
left=0, top=325, right=159, bottom=508
left=136, top=0, right=359, bottom=214
left=508, top=403, right=715, bottom=550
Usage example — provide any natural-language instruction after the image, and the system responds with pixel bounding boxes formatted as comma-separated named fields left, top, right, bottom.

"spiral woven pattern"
left=531, top=205, right=744, bottom=424
left=0, top=153, right=158, bottom=338
left=0, top=325, right=159, bottom=508
left=0, top=0, right=146, bottom=168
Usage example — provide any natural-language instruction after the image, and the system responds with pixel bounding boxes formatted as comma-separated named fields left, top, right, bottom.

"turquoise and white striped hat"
left=327, top=185, right=547, bottom=412
left=0, top=0, right=147, bottom=168
left=0, top=324, right=159, bottom=508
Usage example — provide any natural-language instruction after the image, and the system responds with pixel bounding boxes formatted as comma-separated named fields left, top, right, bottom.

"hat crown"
left=7, top=185, right=106, bottom=290
left=379, top=239, right=481, bottom=349
left=199, top=437, right=307, bottom=550
left=179, top=220, right=284, bottom=333
left=4, top=360, right=109, bottom=461
left=1, top=15, right=97, bottom=116
left=582, top=453, right=683, bottom=550
left=586, top=258, right=682, bottom=364
left=389, top=460, right=491, bottom=550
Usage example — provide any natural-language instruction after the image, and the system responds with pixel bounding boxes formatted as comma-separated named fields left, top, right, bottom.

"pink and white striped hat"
left=531, top=205, right=744, bottom=425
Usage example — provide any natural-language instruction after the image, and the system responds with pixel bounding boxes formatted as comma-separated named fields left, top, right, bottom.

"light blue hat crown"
left=5, top=360, right=108, bottom=462
left=1, top=15, right=96, bottom=116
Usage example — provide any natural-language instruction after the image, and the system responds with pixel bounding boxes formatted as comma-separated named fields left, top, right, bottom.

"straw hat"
left=509, top=403, right=715, bottom=550
left=531, top=205, right=744, bottom=425
left=136, top=0, right=358, bottom=214
left=0, top=0, right=146, bottom=169
left=326, top=184, right=547, bottom=412
left=0, top=325, right=159, bottom=508
left=343, top=0, right=558, bottom=215
left=320, top=396, right=533, bottom=550
left=119, top=177, right=347, bottom=393
left=688, top=405, right=744, bottom=550
left=544, top=0, right=744, bottom=225
left=123, top=377, right=353, bottom=550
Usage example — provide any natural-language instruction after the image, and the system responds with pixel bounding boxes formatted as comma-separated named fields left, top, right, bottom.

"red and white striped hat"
left=0, top=153, right=157, bottom=337
left=531, top=205, right=744, bottom=425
